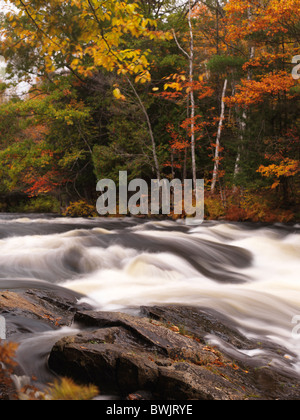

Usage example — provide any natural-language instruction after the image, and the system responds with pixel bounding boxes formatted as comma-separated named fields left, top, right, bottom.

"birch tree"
left=211, top=78, right=228, bottom=193
left=173, top=0, right=197, bottom=191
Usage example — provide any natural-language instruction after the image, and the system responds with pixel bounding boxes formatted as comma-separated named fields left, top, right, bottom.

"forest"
left=0, top=0, right=299, bottom=222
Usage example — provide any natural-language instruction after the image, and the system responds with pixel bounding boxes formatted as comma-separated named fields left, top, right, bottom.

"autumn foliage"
left=0, top=341, right=18, bottom=398
left=0, top=340, right=98, bottom=400
left=0, top=0, right=298, bottom=221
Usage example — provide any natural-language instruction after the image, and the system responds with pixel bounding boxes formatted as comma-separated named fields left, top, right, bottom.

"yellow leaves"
left=3, top=0, right=168, bottom=85
left=258, top=159, right=299, bottom=182
left=45, top=378, right=99, bottom=401
left=164, top=82, right=183, bottom=91
left=126, top=3, right=138, bottom=14
left=113, top=88, right=126, bottom=101
left=71, top=58, right=80, bottom=67
left=257, top=158, right=299, bottom=190
left=135, top=70, right=151, bottom=84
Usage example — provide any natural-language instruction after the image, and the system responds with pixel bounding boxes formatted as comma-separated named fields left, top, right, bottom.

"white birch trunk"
left=188, top=0, right=197, bottom=193
left=233, top=44, right=255, bottom=186
left=233, top=2, right=255, bottom=185
left=211, top=78, right=228, bottom=193
left=172, top=0, right=196, bottom=191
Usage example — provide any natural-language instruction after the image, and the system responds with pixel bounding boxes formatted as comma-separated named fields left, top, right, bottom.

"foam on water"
left=0, top=215, right=299, bottom=377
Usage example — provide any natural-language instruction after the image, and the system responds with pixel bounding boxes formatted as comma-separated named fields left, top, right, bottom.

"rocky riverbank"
left=1, top=287, right=300, bottom=400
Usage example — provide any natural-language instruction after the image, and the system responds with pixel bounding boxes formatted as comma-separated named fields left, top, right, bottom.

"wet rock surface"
left=1, top=289, right=300, bottom=400
left=0, top=288, right=87, bottom=338
left=50, top=307, right=300, bottom=400
left=49, top=311, right=242, bottom=400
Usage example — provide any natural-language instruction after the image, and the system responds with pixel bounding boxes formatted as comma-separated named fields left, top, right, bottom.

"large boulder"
left=49, top=310, right=245, bottom=399
left=1, top=289, right=300, bottom=400
left=48, top=308, right=300, bottom=400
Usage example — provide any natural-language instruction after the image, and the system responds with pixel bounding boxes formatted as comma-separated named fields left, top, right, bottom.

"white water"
left=0, top=215, right=299, bottom=378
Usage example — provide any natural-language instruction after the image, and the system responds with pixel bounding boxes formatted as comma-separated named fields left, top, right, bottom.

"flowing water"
left=0, top=213, right=300, bottom=387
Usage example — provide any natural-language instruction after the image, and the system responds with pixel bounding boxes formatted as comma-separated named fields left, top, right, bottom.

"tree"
left=1, top=0, right=167, bottom=80
left=223, top=0, right=299, bottom=190
left=0, top=0, right=298, bottom=221
left=172, top=0, right=197, bottom=190
left=1, top=0, right=170, bottom=181
left=211, top=78, right=227, bottom=193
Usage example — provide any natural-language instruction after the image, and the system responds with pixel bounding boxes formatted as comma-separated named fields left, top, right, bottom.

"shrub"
left=64, top=200, right=97, bottom=218
left=23, top=196, right=61, bottom=213
left=205, top=196, right=226, bottom=220
left=0, top=341, right=98, bottom=400
left=45, top=378, right=99, bottom=401
left=0, top=340, right=18, bottom=399
left=205, top=189, right=296, bottom=223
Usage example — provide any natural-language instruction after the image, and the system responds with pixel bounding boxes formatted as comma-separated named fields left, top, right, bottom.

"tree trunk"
left=211, top=78, right=228, bottom=193
left=172, top=0, right=196, bottom=191
left=126, top=76, right=161, bottom=181
left=233, top=45, right=255, bottom=189
left=188, top=0, right=197, bottom=193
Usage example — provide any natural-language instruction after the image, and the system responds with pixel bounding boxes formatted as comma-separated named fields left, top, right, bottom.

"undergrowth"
left=0, top=340, right=98, bottom=400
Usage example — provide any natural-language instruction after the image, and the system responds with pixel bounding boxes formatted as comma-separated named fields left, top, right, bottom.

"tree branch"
left=172, top=29, right=190, bottom=59
left=19, top=0, right=85, bottom=83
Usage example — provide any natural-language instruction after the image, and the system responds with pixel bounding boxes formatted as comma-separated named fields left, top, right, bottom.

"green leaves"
left=1, top=0, right=167, bottom=81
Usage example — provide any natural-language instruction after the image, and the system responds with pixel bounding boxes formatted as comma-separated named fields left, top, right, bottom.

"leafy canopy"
left=1, top=0, right=170, bottom=83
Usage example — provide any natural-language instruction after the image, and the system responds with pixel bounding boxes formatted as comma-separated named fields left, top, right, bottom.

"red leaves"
left=24, top=169, right=69, bottom=197
left=166, top=124, right=189, bottom=152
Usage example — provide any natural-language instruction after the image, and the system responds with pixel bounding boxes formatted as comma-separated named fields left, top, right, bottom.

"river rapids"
left=0, top=214, right=299, bottom=386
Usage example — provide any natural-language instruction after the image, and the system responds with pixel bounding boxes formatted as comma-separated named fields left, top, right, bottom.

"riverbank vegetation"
left=0, top=340, right=99, bottom=400
left=0, top=0, right=299, bottom=222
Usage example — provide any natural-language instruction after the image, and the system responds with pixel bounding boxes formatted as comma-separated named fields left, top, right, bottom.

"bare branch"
left=172, top=29, right=190, bottom=59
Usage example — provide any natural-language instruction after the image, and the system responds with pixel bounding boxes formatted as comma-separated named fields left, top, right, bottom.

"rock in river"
left=1, top=289, right=300, bottom=400
left=48, top=308, right=300, bottom=400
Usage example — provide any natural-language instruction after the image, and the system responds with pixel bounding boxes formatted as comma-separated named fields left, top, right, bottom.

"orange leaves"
left=0, top=340, right=19, bottom=393
left=202, top=345, right=248, bottom=373
left=225, top=71, right=295, bottom=107
left=242, top=53, right=291, bottom=72
left=205, top=190, right=296, bottom=223
left=0, top=341, right=18, bottom=369
left=224, top=0, right=300, bottom=43
left=166, top=124, right=189, bottom=152
left=181, top=116, right=209, bottom=139
left=257, top=158, right=299, bottom=189
left=161, top=73, right=214, bottom=102
left=41, top=314, right=62, bottom=327
left=21, top=124, right=49, bottom=143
